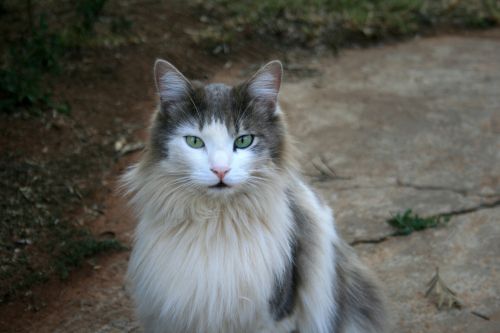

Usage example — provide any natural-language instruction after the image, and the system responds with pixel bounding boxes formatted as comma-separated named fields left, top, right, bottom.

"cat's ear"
left=246, top=60, right=283, bottom=105
left=154, top=59, right=191, bottom=104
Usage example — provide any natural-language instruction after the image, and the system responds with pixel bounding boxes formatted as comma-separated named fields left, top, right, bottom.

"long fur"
left=123, top=60, right=386, bottom=333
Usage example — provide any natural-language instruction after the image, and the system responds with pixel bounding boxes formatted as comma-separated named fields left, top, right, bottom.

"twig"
left=425, top=267, right=461, bottom=309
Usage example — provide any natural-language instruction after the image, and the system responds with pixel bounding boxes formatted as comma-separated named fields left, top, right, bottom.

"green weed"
left=387, top=209, right=450, bottom=236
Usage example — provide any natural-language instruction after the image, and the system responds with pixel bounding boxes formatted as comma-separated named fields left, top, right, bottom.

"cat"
left=123, top=59, right=387, bottom=333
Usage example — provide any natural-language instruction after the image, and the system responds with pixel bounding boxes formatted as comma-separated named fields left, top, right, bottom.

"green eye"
left=185, top=136, right=205, bottom=148
left=234, top=135, right=254, bottom=149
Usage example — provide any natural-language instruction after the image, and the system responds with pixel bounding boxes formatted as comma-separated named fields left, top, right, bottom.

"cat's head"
left=147, top=59, right=289, bottom=196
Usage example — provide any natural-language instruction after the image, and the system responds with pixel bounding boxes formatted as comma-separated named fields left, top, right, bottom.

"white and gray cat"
left=123, top=59, right=387, bottom=333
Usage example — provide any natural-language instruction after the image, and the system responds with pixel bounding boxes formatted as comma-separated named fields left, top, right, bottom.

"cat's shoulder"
left=287, top=175, right=330, bottom=210
left=285, top=174, right=336, bottom=235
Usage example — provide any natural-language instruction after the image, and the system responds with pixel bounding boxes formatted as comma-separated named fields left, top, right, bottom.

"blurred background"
left=1, top=1, right=499, bottom=332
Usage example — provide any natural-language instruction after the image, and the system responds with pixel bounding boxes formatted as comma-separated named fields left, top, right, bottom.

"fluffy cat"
left=123, top=59, right=386, bottom=333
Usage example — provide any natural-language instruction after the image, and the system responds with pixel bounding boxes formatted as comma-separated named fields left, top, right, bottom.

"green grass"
left=190, top=0, right=500, bottom=53
left=0, top=15, right=68, bottom=114
left=387, top=209, right=450, bottom=236
left=0, top=0, right=132, bottom=114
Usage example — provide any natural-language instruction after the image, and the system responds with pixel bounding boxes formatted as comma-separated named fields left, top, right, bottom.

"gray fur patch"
left=269, top=237, right=298, bottom=321
left=285, top=191, right=386, bottom=332
left=332, top=242, right=386, bottom=332
left=268, top=192, right=306, bottom=321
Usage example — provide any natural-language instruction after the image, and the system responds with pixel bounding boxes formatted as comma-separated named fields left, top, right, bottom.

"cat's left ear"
left=246, top=60, right=283, bottom=106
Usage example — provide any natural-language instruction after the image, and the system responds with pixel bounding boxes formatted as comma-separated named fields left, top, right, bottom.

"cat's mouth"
left=209, top=182, right=230, bottom=189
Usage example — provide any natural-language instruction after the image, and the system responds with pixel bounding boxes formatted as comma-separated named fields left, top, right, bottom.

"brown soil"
left=0, top=1, right=279, bottom=331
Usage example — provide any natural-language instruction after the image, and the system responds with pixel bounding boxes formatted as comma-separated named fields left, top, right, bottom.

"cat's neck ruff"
left=130, top=163, right=293, bottom=233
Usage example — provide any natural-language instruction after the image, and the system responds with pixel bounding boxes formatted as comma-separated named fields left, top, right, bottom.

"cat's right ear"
left=154, top=59, right=191, bottom=104
left=246, top=60, right=283, bottom=106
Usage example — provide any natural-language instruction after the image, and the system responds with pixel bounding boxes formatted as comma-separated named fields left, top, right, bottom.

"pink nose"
left=210, top=167, right=230, bottom=180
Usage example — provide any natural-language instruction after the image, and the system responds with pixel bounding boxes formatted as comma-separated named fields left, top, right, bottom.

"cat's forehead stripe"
left=201, top=83, right=233, bottom=126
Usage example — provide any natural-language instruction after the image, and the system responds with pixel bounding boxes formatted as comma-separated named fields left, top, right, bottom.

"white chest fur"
left=127, top=190, right=294, bottom=333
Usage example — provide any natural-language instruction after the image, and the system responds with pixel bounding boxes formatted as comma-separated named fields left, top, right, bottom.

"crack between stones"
left=395, top=180, right=469, bottom=196
left=395, top=180, right=500, bottom=198
left=328, top=178, right=500, bottom=198
left=470, top=310, right=490, bottom=321
left=350, top=235, right=390, bottom=246
left=436, top=198, right=500, bottom=218
left=312, top=177, right=499, bottom=199
left=350, top=198, right=500, bottom=247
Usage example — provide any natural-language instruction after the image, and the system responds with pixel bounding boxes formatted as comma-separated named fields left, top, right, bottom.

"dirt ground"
left=1, top=2, right=499, bottom=331
left=0, top=1, right=279, bottom=331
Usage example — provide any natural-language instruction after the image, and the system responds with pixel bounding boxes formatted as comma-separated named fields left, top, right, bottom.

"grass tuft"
left=54, top=231, right=125, bottom=279
left=387, top=209, right=450, bottom=236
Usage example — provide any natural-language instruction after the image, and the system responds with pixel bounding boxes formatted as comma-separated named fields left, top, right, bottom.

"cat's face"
left=149, top=60, right=286, bottom=195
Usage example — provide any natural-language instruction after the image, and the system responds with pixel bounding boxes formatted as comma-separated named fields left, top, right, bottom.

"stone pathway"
left=283, top=31, right=500, bottom=332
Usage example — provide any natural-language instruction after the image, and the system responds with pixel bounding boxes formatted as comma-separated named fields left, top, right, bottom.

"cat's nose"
left=210, top=166, right=230, bottom=180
